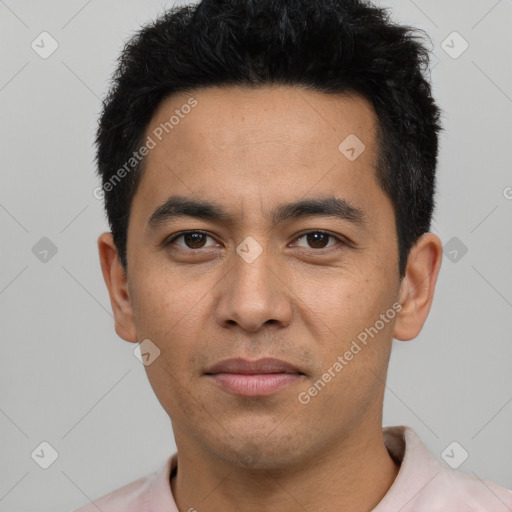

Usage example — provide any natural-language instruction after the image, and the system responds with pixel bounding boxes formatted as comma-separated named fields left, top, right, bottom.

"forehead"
left=148, top=85, right=378, bottom=163
left=131, top=85, right=391, bottom=232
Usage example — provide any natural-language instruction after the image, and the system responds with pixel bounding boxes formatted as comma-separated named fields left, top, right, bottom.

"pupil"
left=185, top=233, right=205, bottom=248
left=307, top=232, right=328, bottom=248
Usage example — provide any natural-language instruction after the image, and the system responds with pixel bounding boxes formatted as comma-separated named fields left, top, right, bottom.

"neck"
left=170, top=423, right=400, bottom=512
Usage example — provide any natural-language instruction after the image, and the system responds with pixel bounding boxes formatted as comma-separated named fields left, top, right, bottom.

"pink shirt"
left=74, top=425, right=512, bottom=511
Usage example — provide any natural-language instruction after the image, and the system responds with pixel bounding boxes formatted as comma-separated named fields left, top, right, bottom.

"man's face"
left=124, top=86, right=403, bottom=468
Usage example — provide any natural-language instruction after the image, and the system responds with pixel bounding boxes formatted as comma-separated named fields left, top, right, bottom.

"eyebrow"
left=147, top=195, right=368, bottom=231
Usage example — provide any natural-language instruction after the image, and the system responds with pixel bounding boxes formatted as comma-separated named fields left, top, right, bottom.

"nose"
left=214, top=241, right=293, bottom=333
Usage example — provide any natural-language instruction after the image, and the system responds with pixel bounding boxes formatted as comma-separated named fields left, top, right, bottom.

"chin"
left=207, top=431, right=309, bottom=471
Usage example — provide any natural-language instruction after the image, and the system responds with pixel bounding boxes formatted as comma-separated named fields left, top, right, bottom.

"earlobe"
left=393, top=233, right=443, bottom=342
left=97, top=232, right=138, bottom=343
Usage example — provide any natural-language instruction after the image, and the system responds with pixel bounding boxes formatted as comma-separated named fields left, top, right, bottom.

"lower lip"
left=207, top=373, right=303, bottom=397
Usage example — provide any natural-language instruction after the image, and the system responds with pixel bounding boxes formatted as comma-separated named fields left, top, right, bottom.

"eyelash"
left=164, top=229, right=345, bottom=252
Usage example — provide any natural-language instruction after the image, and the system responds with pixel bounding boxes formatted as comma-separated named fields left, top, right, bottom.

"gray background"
left=1, top=0, right=511, bottom=510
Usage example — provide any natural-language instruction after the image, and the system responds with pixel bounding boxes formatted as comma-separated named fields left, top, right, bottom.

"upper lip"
left=205, top=357, right=304, bottom=375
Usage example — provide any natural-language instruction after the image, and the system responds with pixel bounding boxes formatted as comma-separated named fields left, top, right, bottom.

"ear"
left=97, top=232, right=138, bottom=343
left=393, top=233, right=443, bottom=341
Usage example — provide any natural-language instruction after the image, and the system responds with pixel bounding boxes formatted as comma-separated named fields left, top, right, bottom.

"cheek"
left=134, top=274, right=208, bottom=417
left=130, top=271, right=216, bottom=374
left=296, top=268, right=383, bottom=335
left=130, top=269, right=202, bottom=334
left=299, top=271, right=396, bottom=380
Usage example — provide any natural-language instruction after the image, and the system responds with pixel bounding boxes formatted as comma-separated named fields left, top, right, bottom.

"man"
left=77, top=0, right=512, bottom=510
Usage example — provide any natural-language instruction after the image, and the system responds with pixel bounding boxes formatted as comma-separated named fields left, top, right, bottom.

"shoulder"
left=73, top=454, right=178, bottom=512
left=414, top=467, right=512, bottom=511
left=380, top=426, right=512, bottom=512
left=73, top=472, right=154, bottom=512
left=72, top=452, right=182, bottom=512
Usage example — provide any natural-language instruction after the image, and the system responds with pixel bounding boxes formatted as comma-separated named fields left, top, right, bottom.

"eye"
left=291, top=230, right=343, bottom=250
left=164, top=229, right=345, bottom=252
left=165, top=230, right=218, bottom=250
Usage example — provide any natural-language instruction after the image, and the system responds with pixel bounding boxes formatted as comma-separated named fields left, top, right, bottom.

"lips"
left=205, top=357, right=304, bottom=375
left=204, top=357, right=305, bottom=397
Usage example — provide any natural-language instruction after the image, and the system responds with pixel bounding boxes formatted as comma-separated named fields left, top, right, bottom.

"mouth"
left=204, top=357, right=306, bottom=397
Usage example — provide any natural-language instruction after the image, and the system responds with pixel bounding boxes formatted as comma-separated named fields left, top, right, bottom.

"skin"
left=98, top=85, right=443, bottom=512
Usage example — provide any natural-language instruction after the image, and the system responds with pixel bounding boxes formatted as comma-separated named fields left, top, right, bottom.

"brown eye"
left=293, top=230, right=341, bottom=250
left=166, top=231, right=216, bottom=250
left=182, top=232, right=207, bottom=249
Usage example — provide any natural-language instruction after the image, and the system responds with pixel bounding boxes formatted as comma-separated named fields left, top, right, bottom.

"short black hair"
left=95, top=0, right=443, bottom=278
